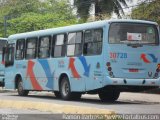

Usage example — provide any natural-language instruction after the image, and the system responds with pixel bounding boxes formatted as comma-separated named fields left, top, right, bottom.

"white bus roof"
left=8, top=19, right=158, bottom=41
left=0, top=38, right=7, bottom=41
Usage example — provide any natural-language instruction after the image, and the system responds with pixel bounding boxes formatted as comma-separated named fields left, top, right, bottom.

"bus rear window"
left=109, top=23, right=159, bottom=45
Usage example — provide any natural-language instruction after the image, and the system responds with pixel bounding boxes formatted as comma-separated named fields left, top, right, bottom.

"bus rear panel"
left=104, top=21, right=160, bottom=92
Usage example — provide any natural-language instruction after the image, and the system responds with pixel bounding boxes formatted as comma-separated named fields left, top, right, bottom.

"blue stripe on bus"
left=38, top=60, right=53, bottom=89
left=79, top=56, right=90, bottom=77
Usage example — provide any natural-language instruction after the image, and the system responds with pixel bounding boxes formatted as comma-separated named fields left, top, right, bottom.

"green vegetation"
left=131, top=0, right=160, bottom=24
left=1, top=0, right=159, bottom=37
left=74, top=0, right=129, bottom=21
left=0, top=0, right=78, bottom=37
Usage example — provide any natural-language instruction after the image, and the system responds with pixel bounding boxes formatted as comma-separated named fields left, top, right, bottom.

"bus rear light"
left=106, top=62, right=111, bottom=67
left=154, top=73, right=158, bottom=78
left=156, top=64, right=160, bottom=73
left=109, top=72, right=114, bottom=77
left=156, top=68, right=159, bottom=72
left=108, top=67, right=112, bottom=71
left=157, top=64, right=160, bottom=70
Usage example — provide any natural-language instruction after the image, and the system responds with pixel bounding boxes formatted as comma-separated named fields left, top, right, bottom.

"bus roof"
left=0, top=38, right=7, bottom=41
left=8, top=19, right=158, bottom=41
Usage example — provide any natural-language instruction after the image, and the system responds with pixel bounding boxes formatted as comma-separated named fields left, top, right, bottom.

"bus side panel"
left=53, top=57, right=86, bottom=92
left=25, top=59, right=54, bottom=90
left=23, top=57, right=86, bottom=92
left=82, top=55, right=103, bottom=91
left=5, top=65, right=15, bottom=89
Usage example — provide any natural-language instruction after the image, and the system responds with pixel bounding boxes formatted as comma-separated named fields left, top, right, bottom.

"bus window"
left=16, top=39, right=25, bottom=60
left=53, top=34, right=66, bottom=57
left=5, top=44, right=14, bottom=67
left=109, top=23, right=159, bottom=45
left=67, top=32, right=82, bottom=56
left=38, top=36, right=51, bottom=58
left=83, top=29, right=102, bottom=55
left=0, top=40, right=7, bottom=54
left=26, top=38, right=37, bottom=59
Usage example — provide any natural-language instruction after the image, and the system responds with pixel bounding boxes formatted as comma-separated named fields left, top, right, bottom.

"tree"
left=0, top=0, right=78, bottom=37
left=74, top=0, right=129, bottom=21
left=131, top=0, right=160, bottom=24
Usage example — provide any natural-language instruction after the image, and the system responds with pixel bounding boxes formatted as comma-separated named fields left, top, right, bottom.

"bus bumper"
left=105, top=76, right=160, bottom=87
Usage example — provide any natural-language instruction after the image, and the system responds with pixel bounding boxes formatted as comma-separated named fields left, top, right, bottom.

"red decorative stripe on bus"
left=68, top=58, right=80, bottom=78
left=26, top=60, right=43, bottom=90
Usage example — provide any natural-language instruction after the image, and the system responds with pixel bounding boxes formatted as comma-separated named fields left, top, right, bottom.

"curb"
left=0, top=99, right=115, bottom=114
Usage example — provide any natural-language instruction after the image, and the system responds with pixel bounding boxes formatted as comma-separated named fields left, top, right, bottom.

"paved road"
left=0, top=91, right=160, bottom=114
left=0, top=109, right=61, bottom=120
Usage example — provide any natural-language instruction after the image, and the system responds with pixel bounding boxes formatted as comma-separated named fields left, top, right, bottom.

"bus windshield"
left=0, top=40, right=7, bottom=54
left=109, top=22, right=159, bottom=45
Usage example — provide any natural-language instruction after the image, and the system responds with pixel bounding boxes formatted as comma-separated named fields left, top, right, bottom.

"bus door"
left=4, top=44, right=15, bottom=89
left=107, top=22, right=159, bottom=80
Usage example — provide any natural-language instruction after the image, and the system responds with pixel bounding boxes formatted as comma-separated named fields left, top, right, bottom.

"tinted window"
left=83, top=29, right=102, bottom=55
left=5, top=44, right=15, bottom=67
left=67, top=32, right=82, bottom=56
left=52, top=34, right=66, bottom=57
left=26, top=38, right=37, bottom=59
left=109, top=23, right=159, bottom=45
left=16, top=39, right=25, bottom=60
left=38, top=36, right=51, bottom=58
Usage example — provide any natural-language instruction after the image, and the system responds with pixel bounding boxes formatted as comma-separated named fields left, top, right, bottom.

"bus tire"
left=17, top=80, right=29, bottom=96
left=59, top=76, right=82, bottom=100
left=98, top=90, right=120, bottom=102
left=54, top=91, right=61, bottom=98
left=60, top=76, right=72, bottom=100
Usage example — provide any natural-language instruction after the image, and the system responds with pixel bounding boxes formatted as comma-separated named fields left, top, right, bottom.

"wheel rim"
left=62, top=80, right=69, bottom=96
left=18, top=83, right=23, bottom=93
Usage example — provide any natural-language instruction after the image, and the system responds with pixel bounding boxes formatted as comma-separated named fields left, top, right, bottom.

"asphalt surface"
left=0, top=91, right=160, bottom=114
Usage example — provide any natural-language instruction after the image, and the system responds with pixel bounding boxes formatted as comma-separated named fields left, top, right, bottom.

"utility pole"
left=4, top=16, right=7, bottom=38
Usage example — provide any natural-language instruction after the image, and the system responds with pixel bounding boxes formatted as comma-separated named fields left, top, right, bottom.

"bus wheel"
left=98, top=90, right=120, bottom=102
left=54, top=91, right=61, bottom=98
left=60, top=76, right=72, bottom=100
left=17, top=80, right=29, bottom=96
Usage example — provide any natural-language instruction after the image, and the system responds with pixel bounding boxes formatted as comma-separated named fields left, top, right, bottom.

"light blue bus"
left=0, top=38, right=7, bottom=87
left=3, top=20, right=160, bottom=101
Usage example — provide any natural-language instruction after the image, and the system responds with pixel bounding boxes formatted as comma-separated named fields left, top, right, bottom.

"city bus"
left=3, top=20, right=160, bottom=102
left=0, top=38, right=7, bottom=87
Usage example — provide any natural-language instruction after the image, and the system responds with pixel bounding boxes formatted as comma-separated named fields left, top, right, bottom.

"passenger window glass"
left=83, top=29, right=102, bottom=55
left=38, top=36, right=51, bottom=58
left=5, top=44, right=15, bottom=67
left=68, top=33, right=76, bottom=44
left=16, top=39, right=25, bottom=60
left=26, top=38, right=37, bottom=59
left=67, top=32, right=82, bottom=56
left=76, top=32, right=82, bottom=43
left=56, top=34, right=64, bottom=45
left=84, top=30, right=92, bottom=42
left=53, top=34, right=65, bottom=57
